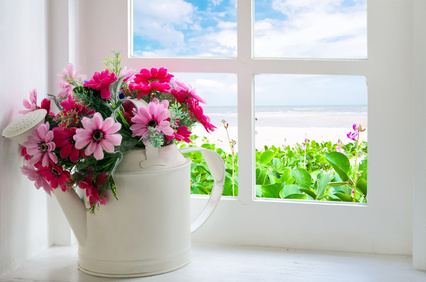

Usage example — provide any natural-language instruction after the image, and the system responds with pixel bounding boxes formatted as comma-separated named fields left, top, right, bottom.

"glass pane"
left=132, top=0, right=237, bottom=57
left=254, top=0, right=367, bottom=58
left=255, top=74, right=368, bottom=203
left=175, top=73, right=238, bottom=197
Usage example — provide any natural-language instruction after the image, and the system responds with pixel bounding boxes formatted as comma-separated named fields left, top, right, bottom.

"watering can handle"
left=180, top=147, right=225, bottom=233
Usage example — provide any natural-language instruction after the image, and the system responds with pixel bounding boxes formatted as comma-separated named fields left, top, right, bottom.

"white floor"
left=1, top=244, right=425, bottom=282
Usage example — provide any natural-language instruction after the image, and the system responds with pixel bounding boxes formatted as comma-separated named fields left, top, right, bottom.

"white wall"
left=0, top=0, right=50, bottom=276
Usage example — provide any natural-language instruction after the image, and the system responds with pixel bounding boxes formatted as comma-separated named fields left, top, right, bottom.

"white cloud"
left=133, top=0, right=237, bottom=57
left=255, top=0, right=367, bottom=58
left=133, top=0, right=194, bottom=52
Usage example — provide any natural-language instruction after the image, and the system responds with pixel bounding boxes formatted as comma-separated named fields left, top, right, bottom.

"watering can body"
left=54, top=144, right=225, bottom=278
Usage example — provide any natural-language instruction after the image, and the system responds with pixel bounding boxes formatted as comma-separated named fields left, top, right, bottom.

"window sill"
left=2, top=243, right=424, bottom=281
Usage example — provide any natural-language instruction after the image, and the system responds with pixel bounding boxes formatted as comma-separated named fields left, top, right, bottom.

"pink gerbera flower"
left=130, top=99, right=174, bottom=139
left=84, top=69, right=117, bottom=100
left=78, top=173, right=108, bottom=206
left=73, top=113, right=122, bottom=160
left=129, top=67, right=174, bottom=98
left=23, top=122, right=58, bottom=167
left=53, top=127, right=84, bottom=162
left=19, top=89, right=38, bottom=114
left=37, top=161, right=71, bottom=192
left=21, top=163, right=53, bottom=195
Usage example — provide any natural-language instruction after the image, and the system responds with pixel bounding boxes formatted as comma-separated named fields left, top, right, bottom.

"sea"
left=203, top=105, right=368, bottom=129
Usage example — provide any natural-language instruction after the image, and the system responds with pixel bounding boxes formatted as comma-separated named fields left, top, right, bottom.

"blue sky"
left=132, top=0, right=367, bottom=106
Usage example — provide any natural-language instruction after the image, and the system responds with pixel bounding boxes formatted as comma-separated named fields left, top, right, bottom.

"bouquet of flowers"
left=18, top=51, right=215, bottom=213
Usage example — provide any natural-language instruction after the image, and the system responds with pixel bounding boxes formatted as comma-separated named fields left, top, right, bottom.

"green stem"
left=352, top=135, right=360, bottom=201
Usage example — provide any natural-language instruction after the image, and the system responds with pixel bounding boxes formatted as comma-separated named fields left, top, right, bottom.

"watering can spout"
left=53, top=189, right=87, bottom=246
left=1, top=109, right=88, bottom=246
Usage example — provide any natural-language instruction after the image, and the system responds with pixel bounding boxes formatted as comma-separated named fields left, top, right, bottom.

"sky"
left=132, top=0, right=367, bottom=106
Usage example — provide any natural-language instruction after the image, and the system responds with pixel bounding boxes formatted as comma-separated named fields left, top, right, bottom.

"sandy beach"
left=191, top=108, right=368, bottom=152
left=192, top=126, right=368, bottom=152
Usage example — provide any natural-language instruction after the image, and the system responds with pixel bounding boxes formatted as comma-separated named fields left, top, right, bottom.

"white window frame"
left=51, top=0, right=426, bottom=270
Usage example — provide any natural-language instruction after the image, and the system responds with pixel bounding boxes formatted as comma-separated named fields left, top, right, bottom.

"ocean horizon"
left=203, top=105, right=368, bottom=129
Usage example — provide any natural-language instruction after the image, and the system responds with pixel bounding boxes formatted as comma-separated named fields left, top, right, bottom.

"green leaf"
left=281, top=184, right=301, bottom=198
left=299, top=188, right=317, bottom=199
left=317, top=173, right=332, bottom=199
left=334, top=192, right=353, bottom=202
left=328, top=181, right=350, bottom=186
left=290, top=168, right=312, bottom=187
left=325, top=152, right=350, bottom=181
left=356, top=177, right=367, bottom=195
left=359, top=159, right=368, bottom=180
left=261, top=183, right=283, bottom=198
left=256, top=185, right=263, bottom=197
left=109, top=176, right=119, bottom=201
left=109, top=74, right=128, bottom=102
left=284, top=194, right=308, bottom=200
left=259, top=151, right=275, bottom=165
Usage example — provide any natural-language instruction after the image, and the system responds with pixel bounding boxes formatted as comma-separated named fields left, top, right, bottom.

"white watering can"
left=2, top=105, right=225, bottom=278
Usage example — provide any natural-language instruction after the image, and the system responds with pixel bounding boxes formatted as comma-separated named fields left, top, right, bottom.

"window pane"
left=255, top=74, right=368, bottom=202
left=254, top=0, right=367, bottom=58
left=132, top=0, right=237, bottom=57
left=175, top=73, right=238, bottom=197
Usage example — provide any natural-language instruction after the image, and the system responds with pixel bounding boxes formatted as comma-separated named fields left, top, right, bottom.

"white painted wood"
left=1, top=244, right=425, bottom=282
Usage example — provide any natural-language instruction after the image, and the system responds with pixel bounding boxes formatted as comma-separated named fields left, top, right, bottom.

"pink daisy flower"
left=73, top=113, right=122, bottom=160
left=78, top=173, right=108, bottom=206
left=23, top=122, right=58, bottom=167
left=21, top=163, right=53, bottom=195
left=119, top=66, right=136, bottom=82
left=130, top=99, right=174, bottom=139
left=84, top=69, right=117, bottom=100
left=19, top=89, right=38, bottom=114
left=37, top=161, right=72, bottom=192
left=129, top=67, right=174, bottom=98
left=56, top=64, right=86, bottom=99
left=53, top=127, right=84, bottom=162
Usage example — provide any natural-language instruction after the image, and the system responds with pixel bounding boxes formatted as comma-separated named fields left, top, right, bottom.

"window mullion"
left=236, top=0, right=255, bottom=204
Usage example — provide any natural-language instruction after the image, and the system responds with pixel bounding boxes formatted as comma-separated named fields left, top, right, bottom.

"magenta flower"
left=21, top=163, right=52, bottom=195
left=84, top=69, right=117, bottom=100
left=73, top=113, right=122, bottom=160
left=19, top=89, right=38, bottom=114
left=54, top=94, right=95, bottom=128
left=168, top=126, right=192, bottom=143
left=53, top=127, right=85, bottom=162
left=130, top=99, right=174, bottom=139
left=37, top=161, right=72, bottom=192
left=78, top=173, right=108, bottom=206
left=23, top=122, right=58, bottom=167
left=171, top=78, right=207, bottom=104
left=129, top=68, right=174, bottom=98
left=188, top=98, right=216, bottom=133
left=347, top=131, right=359, bottom=141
